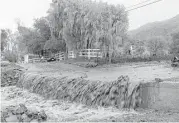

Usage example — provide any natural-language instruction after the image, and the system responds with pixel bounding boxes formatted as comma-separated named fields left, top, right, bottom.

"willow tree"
left=170, top=32, right=179, bottom=55
left=46, top=0, right=128, bottom=62
left=1, top=29, right=9, bottom=51
left=94, top=3, right=128, bottom=62
left=17, top=24, right=45, bottom=54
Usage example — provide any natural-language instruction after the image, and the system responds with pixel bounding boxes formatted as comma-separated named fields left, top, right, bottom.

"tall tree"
left=15, top=0, right=128, bottom=62
left=170, top=32, right=179, bottom=55
left=146, top=36, right=166, bottom=56
left=34, top=18, right=51, bottom=41
left=17, top=24, right=44, bottom=53
left=1, top=29, right=10, bottom=51
left=47, top=0, right=128, bottom=62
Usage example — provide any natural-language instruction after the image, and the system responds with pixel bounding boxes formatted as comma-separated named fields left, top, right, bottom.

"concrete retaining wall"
left=139, top=82, right=160, bottom=108
left=139, top=82, right=179, bottom=111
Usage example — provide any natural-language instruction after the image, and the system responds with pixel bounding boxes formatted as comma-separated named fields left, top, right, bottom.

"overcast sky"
left=0, top=0, right=179, bottom=31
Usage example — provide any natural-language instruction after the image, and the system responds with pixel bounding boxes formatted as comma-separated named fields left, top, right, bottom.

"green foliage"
left=146, top=36, right=167, bottom=56
left=129, top=14, right=179, bottom=41
left=170, top=32, right=179, bottom=55
left=123, top=42, right=131, bottom=55
left=15, top=0, right=128, bottom=62
left=17, top=25, right=44, bottom=53
left=128, top=15, right=179, bottom=58
left=44, top=38, right=66, bottom=52
left=133, top=41, right=145, bottom=57
left=33, top=18, right=51, bottom=41
left=1, top=29, right=10, bottom=51
left=46, top=0, right=128, bottom=62
left=3, top=50, right=18, bottom=62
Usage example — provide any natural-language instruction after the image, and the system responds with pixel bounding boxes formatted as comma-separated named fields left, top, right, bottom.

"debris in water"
left=1, top=104, right=47, bottom=122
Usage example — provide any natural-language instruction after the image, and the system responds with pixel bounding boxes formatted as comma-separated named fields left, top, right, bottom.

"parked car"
left=47, top=57, right=56, bottom=62
left=171, top=56, right=179, bottom=67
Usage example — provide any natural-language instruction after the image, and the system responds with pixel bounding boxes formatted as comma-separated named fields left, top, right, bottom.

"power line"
left=126, top=0, right=163, bottom=12
left=126, top=0, right=153, bottom=9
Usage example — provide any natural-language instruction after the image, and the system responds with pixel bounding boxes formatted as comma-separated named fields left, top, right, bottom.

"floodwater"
left=2, top=86, right=179, bottom=122
left=21, top=61, right=179, bottom=83
left=1, top=86, right=137, bottom=122
left=1, top=61, right=179, bottom=122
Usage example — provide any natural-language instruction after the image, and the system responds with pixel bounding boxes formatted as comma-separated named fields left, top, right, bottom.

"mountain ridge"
left=128, top=14, right=179, bottom=40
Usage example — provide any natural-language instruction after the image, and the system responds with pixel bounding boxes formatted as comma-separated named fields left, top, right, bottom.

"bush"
left=3, top=50, right=18, bottom=62
left=96, top=54, right=173, bottom=65
left=1, top=61, right=11, bottom=67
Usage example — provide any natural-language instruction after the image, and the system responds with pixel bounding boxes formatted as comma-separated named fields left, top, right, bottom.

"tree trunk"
left=108, top=50, right=112, bottom=64
left=65, top=46, right=68, bottom=60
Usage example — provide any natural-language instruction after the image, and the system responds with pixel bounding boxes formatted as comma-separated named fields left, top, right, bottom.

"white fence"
left=24, top=49, right=103, bottom=63
left=68, top=51, right=76, bottom=58
left=79, top=49, right=103, bottom=59
left=32, top=58, right=41, bottom=63
left=55, top=52, right=65, bottom=61
left=24, top=54, right=40, bottom=63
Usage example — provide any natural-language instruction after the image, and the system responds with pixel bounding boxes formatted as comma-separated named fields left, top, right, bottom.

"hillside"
left=128, top=14, right=179, bottom=40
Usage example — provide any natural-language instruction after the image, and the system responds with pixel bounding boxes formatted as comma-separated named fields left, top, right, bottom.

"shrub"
left=3, top=50, right=18, bottom=62
left=95, top=54, right=173, bottom=65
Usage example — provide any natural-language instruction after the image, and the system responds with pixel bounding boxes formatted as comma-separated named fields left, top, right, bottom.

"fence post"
left=96, top=51, right=99, bottom=63
left=88, top=49, right=90, bottom=60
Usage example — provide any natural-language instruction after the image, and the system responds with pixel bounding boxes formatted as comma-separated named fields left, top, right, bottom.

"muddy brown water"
left=21, top=61, right=179, bottom=82
left=1, top=61, right=179, bottom=122
left=1, top=86, right=179, bottom=122
left=19, top=62, right=179, bottom=109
